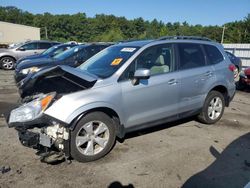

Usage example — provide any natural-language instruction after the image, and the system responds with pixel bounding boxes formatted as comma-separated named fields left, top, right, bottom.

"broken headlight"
left=21, top=67, right=41, bottom=75
left=9, top=93, right=55, bottom=123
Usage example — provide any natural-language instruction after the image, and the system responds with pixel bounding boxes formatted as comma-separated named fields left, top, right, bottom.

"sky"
left=0, top=0, right=250, bottom=26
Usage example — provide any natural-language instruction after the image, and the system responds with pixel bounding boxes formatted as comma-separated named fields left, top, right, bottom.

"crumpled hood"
left=20, top=65, right=98, bottom=98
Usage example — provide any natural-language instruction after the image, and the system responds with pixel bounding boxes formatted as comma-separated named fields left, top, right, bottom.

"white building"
left=0, top=21, right=40, bottom=44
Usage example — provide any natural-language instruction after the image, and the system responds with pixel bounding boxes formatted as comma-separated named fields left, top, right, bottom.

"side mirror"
left=18, top=47, right=26, bottom=51
left=132, top=68, right=150, bottom=85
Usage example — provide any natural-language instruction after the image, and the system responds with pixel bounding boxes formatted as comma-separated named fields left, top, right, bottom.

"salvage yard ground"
left=0, top=70, right=250, bottom=188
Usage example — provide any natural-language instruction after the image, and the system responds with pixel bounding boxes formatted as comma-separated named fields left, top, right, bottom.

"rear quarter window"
left=178, top=43, right=206, bottom=70
left=204, top=45, right=224, bottom=64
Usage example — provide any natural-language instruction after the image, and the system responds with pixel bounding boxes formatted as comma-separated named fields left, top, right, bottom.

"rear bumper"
left=226, top=84, right=236, bottom=106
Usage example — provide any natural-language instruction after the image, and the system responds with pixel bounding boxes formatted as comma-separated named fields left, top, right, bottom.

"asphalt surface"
left=0, top=70, right=250, bottom=188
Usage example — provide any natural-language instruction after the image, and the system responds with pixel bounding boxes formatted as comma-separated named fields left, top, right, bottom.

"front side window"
left=178, top=43, right=206, bottom=70
left=204, top=45, right=224, bottom=64
left=120, top=44, right=174, bottom=81
left=20, top=43, right=38, bottom=50
left=78, top=46, right=139, bottom=78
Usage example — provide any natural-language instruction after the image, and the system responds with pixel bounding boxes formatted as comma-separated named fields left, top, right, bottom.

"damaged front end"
left=6, top=93, right=71, bottom=163
left=18, top=65, right=98, bottom=99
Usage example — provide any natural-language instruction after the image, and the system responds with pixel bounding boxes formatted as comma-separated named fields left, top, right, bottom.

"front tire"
left=0, top=57, right=15, bottom=70
left=197, top=91, right=225, bottom=124
left=70, top=112, right=116, bottom=162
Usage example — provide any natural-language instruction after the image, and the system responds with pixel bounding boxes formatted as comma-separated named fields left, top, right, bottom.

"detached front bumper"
left=5, top=112, right=71, bottom=159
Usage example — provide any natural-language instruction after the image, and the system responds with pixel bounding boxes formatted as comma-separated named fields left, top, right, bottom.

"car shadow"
left=181, top=132, right=250, bottom=188
left=108, top=181, right=134, bottom=188
left=121, top=116, right=197, bottom=141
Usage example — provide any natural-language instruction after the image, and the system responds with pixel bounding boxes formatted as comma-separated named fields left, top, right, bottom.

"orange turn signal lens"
left=41, top=95, right=53, bottom=111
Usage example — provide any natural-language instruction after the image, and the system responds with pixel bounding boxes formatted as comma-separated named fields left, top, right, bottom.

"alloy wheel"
left=208, top=97, right=223, bottom=120
left=2, top=58, right=14, bottom=70
left=75, top=121, right=110, bottom=156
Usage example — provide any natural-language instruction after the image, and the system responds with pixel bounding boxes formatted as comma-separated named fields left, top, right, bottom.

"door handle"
left=168, top=79, right=178, bottom=85
left=201, top=71, right=213, bottom=81
left=203, top=71, right=213, bottom=77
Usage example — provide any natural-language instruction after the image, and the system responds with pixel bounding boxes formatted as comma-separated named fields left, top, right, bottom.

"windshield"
left=53, top=46, right=80, bottom=60
left=78, top=45, right=139, bottom=78
left=42, top=45, right=58, bottom=55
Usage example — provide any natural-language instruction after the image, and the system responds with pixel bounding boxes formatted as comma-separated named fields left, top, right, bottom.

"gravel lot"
left=0, top=70, right=250, bottom=188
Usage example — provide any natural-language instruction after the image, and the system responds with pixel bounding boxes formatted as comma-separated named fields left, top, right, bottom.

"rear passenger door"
left=177, top=43, right=216, bottom=116
left=120, top=43, right=180, bottom=128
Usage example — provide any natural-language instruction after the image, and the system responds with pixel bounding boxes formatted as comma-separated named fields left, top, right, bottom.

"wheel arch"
left=209, top=85, right=230, bottom=106
left=0, top=55, right=16, bottom=61
left=69, top=106, right=125, bottom=138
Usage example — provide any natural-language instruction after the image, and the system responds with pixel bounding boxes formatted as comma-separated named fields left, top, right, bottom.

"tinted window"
left=21, top=43, right=38, bottom=50
left=178, top=43, right=205, bottom=70
left=38, top=42, right=52, bottom=49
left=120, top=44, right=174, bottom=81
left=204, top=45, right=224, bottom=64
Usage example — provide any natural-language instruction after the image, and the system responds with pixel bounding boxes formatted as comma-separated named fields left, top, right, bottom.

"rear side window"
left=204, top=45, right=224, bottom=64
left=38, top=42, right=52, bottom=49
left=178, top=43, right=206, bottom=70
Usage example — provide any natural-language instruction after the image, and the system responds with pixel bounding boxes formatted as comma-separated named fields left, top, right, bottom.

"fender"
left=65, top=101, right=125, bottom=126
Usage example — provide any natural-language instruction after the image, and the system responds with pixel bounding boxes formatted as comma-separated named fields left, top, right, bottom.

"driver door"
left=119, top=44, right=180, bottom=128
left=16, top=42, right=39, bottom=59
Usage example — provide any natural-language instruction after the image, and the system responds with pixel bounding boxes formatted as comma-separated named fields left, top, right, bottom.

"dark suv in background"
left=15, top=43, right=112, bottom=87
left=16, top=43, right=77, bottom=66
left=0, top=40, right=60, bottom=70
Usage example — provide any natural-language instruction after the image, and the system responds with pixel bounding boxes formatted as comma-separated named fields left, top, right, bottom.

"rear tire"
left=0, top=57, right=15, bottom=70
left=197, top=91, right=225, bottom=124
left=70, top=112, right=116, bottom=162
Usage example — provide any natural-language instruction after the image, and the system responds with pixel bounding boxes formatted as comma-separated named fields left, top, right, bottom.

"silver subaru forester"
left=7, top=36, right=236, bottom=163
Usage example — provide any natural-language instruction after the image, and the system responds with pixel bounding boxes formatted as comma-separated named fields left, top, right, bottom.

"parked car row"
left=0, top=40, right=60, bottom=70
left=5, top=36, right=237, bottom=163
left=15, top=43, right=111, bottom=86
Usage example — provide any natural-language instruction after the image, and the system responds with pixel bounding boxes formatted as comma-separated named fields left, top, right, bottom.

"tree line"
left=0, top=6, right=249, bottom=43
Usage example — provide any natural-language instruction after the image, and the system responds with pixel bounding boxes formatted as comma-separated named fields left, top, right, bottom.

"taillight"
left=228, top=64, right=236, bottom=72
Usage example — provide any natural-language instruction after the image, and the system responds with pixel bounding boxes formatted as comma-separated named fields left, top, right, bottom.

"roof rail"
left=117, top=39, right=147, bottom=43
left=158, top=36, right=212, bottom=42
